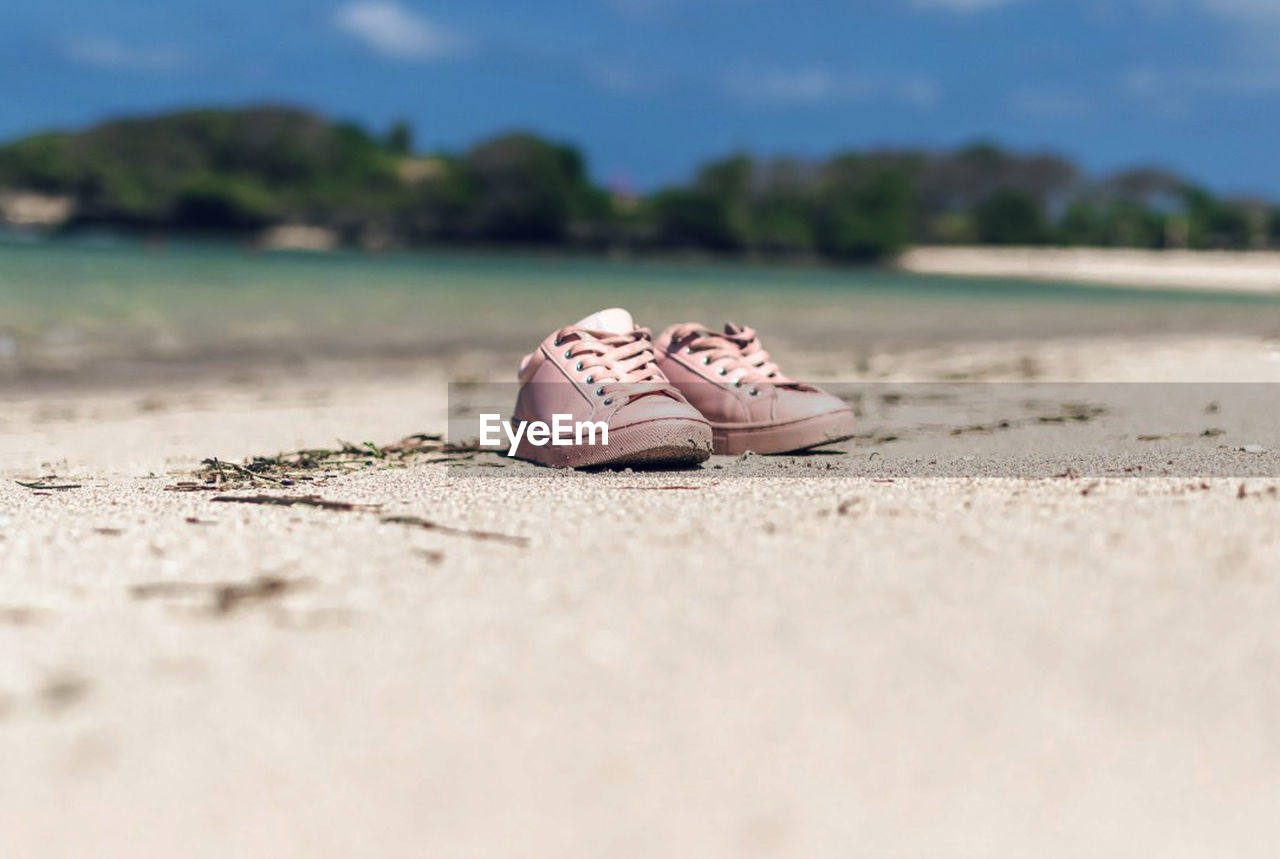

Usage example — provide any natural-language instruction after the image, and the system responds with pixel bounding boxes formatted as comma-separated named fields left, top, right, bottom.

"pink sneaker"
left=512, top=308, right=713, bottom=468
left=655, top=322, right=855, bottom=455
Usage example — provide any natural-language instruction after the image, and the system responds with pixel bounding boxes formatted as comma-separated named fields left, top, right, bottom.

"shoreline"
left=12, top=230, right=1280, bottom=293
left=898, top=246, right=1280, bottom=294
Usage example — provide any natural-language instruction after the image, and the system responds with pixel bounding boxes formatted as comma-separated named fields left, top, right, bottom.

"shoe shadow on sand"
left=576, top=459, right=710, bottom=473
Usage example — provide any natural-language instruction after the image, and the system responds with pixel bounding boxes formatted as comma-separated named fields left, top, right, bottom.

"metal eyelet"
left=684, top=346, right=693, bottom=354
left=603, top=398, right=613, bottom=405
left=733, top=380, right=742, bottom=387
left=554, top=337, right=562, bottom=347
left=563, top=349, right=572, bottom=359
left=596, top=387, right=605, bottom=396
left=717, top=367, right=727, bottom=376
left=749, top=388, right=759, bottom=396
left=702, top=357, right=711, bottom=365
left=585, top=375, right=594, bottom=384
left=575, top=361, right=584, bottom=371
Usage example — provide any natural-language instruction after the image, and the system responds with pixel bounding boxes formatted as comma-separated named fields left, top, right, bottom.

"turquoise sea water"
left=2, top=234, right=1278, bottom=383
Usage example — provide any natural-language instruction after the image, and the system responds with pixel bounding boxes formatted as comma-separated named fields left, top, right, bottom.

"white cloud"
left=1124, top=61, right=1280, bottom=99
left=63, top=37, right=188, bottom=73
left=334, top=1, right=469, bottom=61
left=1122, top=68, right=1163, bottom=98
left=1205, top=69, right=1280, bottom=94
left=912, top=0, right=1020, bottom=13
left=922, top=0, right=1280, bottom=22
left=1118, top=68, right=1190, bottom=115
left=1146, top=0, right=1280, bottom=30
left=1195, top=0, right=1280, bottom=19
left=1009, top=87, right=1093, bottom=118
left=1194, top=0, right=1280, bottom=55
left=900, top=78, right=941, bottom=107
left=604, top=0, right=762, bottom=21
left=726, top=69, right=871, bottom=104
left=586, top=62, right=668, bottom=96
left=1118, top=0, right=1280, bottom=117
left=605, top=0, right=672, bottom=20
left=724, top=68, right=938, bottom=108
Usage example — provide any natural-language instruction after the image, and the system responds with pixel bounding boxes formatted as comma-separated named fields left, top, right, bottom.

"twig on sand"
left=380, top=515, right=529, bottom=547
left=212, top=577, right=303, bottom=614
left=15, top=480, right=82, bottom=491
left=211, top=494, right=382, bottom=513
left=131, top=575, right=309, bottom=616
left=202, top=459, right=285, bottom=484
left=615, top=484, right=701, bottom=491
left=167, top=482, right=223, bottom=492
left=381, top=433, right=481, bottom=455
left=171, top=433, right=487, bottom=491
left=210, top=490, right=527, bottom=547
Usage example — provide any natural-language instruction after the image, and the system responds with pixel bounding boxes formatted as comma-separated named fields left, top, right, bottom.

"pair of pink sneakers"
left=511, top=308, right=855, bottom=468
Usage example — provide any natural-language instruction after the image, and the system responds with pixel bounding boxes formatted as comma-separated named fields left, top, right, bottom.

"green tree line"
left=1, top=106, right=1277, bottom=260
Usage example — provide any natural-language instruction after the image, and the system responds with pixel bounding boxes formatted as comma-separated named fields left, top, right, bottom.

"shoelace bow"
left=558, top=327, right=674, bottom=402
left=678, top=324, right=791, bottom=387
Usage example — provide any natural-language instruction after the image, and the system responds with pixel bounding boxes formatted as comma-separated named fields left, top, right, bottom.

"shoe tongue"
left=574, top=307, right=634, bottom=335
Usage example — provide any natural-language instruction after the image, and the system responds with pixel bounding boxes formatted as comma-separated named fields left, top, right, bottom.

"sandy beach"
left=8, top=0, right=1280, bottom=850
left=899, top=246, right=1280, bottom=294
left=4, top=326, right=1280, bottom=858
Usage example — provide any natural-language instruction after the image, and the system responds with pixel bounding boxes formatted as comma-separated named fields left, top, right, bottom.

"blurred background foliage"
left=1, top=106, right=1277, bottom=262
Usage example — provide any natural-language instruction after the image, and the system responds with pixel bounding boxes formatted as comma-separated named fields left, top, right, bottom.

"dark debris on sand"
left=15, top=480, right=83, bottom=491
left=131, top=575, right=310, bottom=616
left=211, top=494, right=382, bottom=513
left=380, top=515, right=529, bottom=547
left=166, top=433, right=483, bottom=492
left=164, top=433, right=530, bottom=546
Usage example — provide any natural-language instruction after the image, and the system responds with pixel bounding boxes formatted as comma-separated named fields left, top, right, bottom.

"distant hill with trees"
left=1, top=105, right=1276, bottom=261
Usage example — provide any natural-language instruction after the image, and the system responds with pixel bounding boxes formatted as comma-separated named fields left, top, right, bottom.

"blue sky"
left=2, top=0, right=1278, bottom=195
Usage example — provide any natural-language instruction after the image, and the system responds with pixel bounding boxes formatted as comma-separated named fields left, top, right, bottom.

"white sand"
left=899, top=246, right=1280, bottom=293
left=3, top=335, right=1280, bottom=858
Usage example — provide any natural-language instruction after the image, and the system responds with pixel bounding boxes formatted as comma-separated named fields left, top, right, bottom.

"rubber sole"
left=512, top=418, right=712, bottom=469
left=711, top=408, right=856, bottom=455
